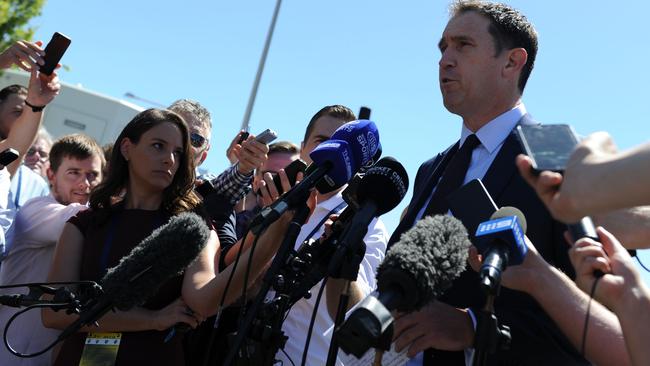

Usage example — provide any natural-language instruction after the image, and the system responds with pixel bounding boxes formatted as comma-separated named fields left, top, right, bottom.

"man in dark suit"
left=391, top=2, right=589, bottom=365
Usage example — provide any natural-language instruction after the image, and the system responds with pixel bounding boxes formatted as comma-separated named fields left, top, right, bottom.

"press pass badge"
left=79, top=332, right=122, bottom=366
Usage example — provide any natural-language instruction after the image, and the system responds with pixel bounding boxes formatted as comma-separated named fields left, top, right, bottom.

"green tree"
left=0, top=0, right=46, bottom=53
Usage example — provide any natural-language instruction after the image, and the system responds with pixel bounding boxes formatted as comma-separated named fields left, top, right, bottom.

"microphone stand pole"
left=473, top=284, right=511, bottom=366
left=325, top=228, right=367, bottom=366
left=223, top=200, right=311, bottom=366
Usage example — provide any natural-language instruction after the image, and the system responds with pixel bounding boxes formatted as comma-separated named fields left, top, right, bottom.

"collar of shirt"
left=460, top=103, right=528, bottom=153
left=294, top=190, right=345, bottom=250
left=317, top=189, right=345, bottom=212
left=414, top=103, right=530, bottom=223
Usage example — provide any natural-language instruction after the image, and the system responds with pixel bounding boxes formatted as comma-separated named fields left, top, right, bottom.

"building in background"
left=0, top=69, right=143, bottom=145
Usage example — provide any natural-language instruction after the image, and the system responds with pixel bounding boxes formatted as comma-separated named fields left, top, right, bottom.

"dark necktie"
left=422, top=135, right=481, bottom=365
left=423, top=134, right=481, bottom=217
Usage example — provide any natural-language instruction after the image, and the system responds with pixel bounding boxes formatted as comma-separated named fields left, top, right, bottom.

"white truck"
left=0, top=69, right=143, bottom=145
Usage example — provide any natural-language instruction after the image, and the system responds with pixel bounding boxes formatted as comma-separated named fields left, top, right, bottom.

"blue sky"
left=29, top=1, right=650, bottom=278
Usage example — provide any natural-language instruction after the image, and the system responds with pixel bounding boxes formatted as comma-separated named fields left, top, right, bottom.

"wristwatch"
left=24, top=100, right=46, bottom=113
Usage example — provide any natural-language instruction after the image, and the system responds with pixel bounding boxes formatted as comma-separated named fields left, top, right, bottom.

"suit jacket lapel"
left=482, top=114, right=539, bottom=201
left=388, top=142, right=459, bottom=248
left=407, top=142, right=458, bottom=225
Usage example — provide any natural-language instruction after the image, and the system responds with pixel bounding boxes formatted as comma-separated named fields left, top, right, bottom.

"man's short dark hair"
left=0, top=84, right=27, bottom=105
left=49, top=134, right=106, bottom=173
left=303, top=105, right=357, bottom=143
left=269, top=141, right=299, bottom=156
left=451, top=1, right=538, bottom=93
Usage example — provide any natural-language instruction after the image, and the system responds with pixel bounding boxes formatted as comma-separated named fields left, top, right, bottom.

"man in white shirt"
left=265, top=105, right=388, bottom=365
left=0, top=133, right=104, bottom=366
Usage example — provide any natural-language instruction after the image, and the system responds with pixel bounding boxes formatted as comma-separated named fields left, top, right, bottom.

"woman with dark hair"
left=42, top=109, right=290, bottom=366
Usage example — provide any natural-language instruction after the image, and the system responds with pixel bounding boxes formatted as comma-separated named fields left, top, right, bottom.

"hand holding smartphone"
left=256, top=159, right=307, bottom=202
left=515, top=124, right=579, bottom=175
left=272, top=159, right=307, bottom=195
left=40, top=32, right=71, bottom=75
left=254, top=129, right=277, bottom=144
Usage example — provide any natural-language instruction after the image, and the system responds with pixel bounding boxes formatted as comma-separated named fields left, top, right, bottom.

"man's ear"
left=46, top=166, right=55, bottom=186
left=197, top=149, right=208, bottom=166
left=503, top=47, right=528, bottom=78
left=120, top=138, right=132, bottom=161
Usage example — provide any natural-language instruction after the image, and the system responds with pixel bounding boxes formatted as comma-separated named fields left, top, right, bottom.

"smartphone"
left=195, top=179, right=215, bottom=198
left=272, top=158, right=307, bottom=195
left=40, top=32, right=72, bottom=75
left=255, top=129, right=277, bottom=144
left=515, top=124, right=579, bottom=175
left=236, top=131, right=250, bottom=145
left=358, top=106, right=371, bottom=120
left=448, top=178, right=498, bottom=240
left=0, top=148, right=19, bottom=168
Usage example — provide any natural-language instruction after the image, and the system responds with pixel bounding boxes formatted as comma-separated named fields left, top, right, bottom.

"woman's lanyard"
left=13, top=168, right=22, bottom=208
left=99, top=212, right=164, bottom=275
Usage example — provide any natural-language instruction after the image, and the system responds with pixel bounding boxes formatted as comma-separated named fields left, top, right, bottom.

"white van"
left=0, top=69, right=143, bottom=145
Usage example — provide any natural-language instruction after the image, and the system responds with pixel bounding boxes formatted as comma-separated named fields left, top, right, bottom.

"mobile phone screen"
left=40, top=32, right=72, bottom=75
left=516, top=124, right=579, bottom=173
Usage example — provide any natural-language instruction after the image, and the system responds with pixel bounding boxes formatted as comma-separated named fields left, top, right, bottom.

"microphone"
left=249, top=120, right=381, bottom=234
left=328, top=156, right=408, bottom=278
left=0, top=284, right=79, bottom=308
left=336, top=215, right=471, bottom=358
left=566, top=217, right=607, bottom=277
left=56, top=212, right=210, bottom=342
left=567, top=217, right=599, bottom=243
left=314, top=119, right=381, bottom=193
left=280, top=157, right=409, bottom=300
left=329, top=120, right=381, bottom=166
left=474, top=207, right=528, bottom=293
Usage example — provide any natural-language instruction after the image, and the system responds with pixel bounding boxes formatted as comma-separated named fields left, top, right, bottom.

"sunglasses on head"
left=190, top=132, right=208, bottom=149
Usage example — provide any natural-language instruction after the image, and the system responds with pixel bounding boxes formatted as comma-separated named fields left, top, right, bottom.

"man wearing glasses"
left=168, top=99, right=270, bottom=366
left=23, top=127, right=53, bottom=179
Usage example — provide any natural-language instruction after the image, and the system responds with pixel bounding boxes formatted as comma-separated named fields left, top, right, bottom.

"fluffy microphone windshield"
left=101, top=212, right=210, bottom=310
left=377, top=215, right=471, bottom=311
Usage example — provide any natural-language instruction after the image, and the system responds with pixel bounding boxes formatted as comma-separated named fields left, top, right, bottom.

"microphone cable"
left=280, top=348, right=297, bottom=366
left=636, top=256, right=650, bottom=273
left=300, top=277, right=328, bottom=366
left=202, top=226, right=254, bottom=366
left=580, top=276, right=601, bottom=358
left=1, top=280, right=101, bottom=358
left=4, top=303, right=68, bottom=358
left=238, top=230, right=263, bottom=323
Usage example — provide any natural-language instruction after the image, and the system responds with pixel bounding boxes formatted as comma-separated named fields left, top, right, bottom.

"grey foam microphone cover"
left=101, top=212, right=211, bottom=310
left=376, top=215, right=471, bottom=312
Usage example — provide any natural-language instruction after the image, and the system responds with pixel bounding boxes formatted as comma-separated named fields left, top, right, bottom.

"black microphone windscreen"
left=377, top=215, right=470, bottom=311
left=356, top=156, right=409, bottom=215
left=490, top=206, right=527, bottom=233
left=101, top=212, right=210, bottom=310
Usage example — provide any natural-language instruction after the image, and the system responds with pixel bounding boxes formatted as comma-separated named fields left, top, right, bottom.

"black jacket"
left=388, top=115, right=588, bottom=365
